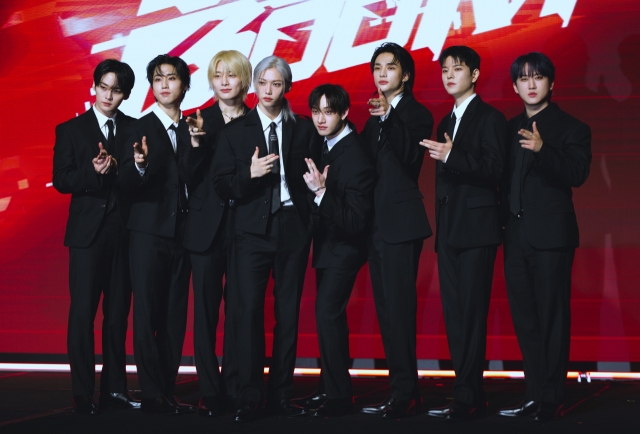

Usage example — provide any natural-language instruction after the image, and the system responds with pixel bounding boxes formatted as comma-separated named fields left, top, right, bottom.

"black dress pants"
left=315, top=265, right=362, bottom=399
left=436, top=204, right=496, bottom=406
left=129, top=213, right=190, bottom=399
left=504, top=215, right=574, bottom=404
left=68, top=209, right=132, bottom=397
left=232, top=207, right=312, bottom=403
left=367, top=221, right=423, bottom=401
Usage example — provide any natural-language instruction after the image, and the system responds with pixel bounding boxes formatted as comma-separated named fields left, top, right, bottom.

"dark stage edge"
left=1, top=373, right=639, bottom=434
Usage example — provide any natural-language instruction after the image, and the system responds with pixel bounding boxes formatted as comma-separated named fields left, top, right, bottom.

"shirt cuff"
left=314, top=190, right=326, bottom=205
left=136, top=164, right=146, bottom=176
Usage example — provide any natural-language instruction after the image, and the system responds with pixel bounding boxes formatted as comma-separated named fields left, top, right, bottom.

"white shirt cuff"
left=314, top=190, right=326, bottom=205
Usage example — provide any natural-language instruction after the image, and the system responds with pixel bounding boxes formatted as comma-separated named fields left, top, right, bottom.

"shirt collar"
left=325, top=124, right=352, bottom=151
left=452, top=93, right=476, bottom=119
left=152, top=103, right=180, bottom=130
left=390, top=92, right=404, bottom=109
left=256, top=104, right=283, bottom=131
left=93, top=104, right=116, bottom=127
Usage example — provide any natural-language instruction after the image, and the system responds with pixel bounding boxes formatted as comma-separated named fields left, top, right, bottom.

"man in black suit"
left=118, top=54, right=197, bottom=414
left=53, top=59, right=139, bottom=414
left=497, top=53, right=591, bottom=422
left=298, top=84, right=374, bottom=417
left=212, top=55, right=320, bottom=422
left=421, top=46, right=506, bottom=421
left=359, top=43, right=433, bottom=419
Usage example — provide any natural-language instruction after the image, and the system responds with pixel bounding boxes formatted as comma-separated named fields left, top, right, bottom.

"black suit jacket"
left=435, top=96, right=506, bottom=250
left=362, top=94, right=433, bottom=244
left=181, top=103, right=249, bottom=252
left=212, top=108, right=320, bottom=235
left=118, top=111, right=191, bottom=238
left=53, top=108, right=135, bottom=248
left=502, top=103, right=591, bottom=249
left=312, top=129, right=374, bottom=269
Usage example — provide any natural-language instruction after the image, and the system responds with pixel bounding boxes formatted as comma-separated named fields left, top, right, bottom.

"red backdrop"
left=1, top=0, right=639, bottom=366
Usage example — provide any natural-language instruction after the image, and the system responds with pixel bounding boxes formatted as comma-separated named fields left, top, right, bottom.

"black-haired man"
left=497, top=52, right=591, bottom=422
left=299, top=84, right=374, bottom=417
left=53, top=59, right=138, bottom=413
left=360, top=42, right=433, bottom=419
left=421, top=45, right=506, bottom=420
left=119, top=54, right=198, bottom=414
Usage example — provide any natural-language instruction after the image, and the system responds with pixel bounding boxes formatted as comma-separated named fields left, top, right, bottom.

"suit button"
left=264, top=199, right=269, bottom=204
left=220, top=202, right=225, bottom=207
left=100, top=204, right=106, bottom=208
left=262, top=214, right=267, bottom=219
left=171, top=212, right=176, bottom=217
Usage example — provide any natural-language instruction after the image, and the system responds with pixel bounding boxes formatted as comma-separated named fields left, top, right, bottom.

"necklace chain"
left=222, top=107, right=245, bottom=120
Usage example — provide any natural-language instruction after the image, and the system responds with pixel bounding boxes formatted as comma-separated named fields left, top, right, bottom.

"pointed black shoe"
left=234, top=401, right=261, bottom=422
left=533, top=402, right=562, bottom=422
left=99, top=392, right=141, bottom=410
left=428, top=400, right=487, bottom=421
left=312, top=397, right=354, bottom=417
left=198, top=396, right=224, bottom=417
left=266, top=398, right=307, bottom=417
left=497, top=400, right=540, bottom=417
left=166, top=395, right=195, bottom=412
left=360, top=396, right=421, bottom=419
left=293, top=391, right=327, bottom=411
left=73, top=395, right=98, bottom=415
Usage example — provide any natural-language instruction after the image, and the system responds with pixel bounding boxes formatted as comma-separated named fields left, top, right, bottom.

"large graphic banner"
left=1, top=0, right=638, bottom=366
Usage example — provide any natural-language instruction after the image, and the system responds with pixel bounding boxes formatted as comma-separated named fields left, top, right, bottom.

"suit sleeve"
left=380, top=103, right=433, bottom=178
left=52, top=123, right=103, bottom=194
left=318, top=164, right=374, bottom=237
left=211, top=129, right=261, bottom=200
left=117, top=125, right=148, bottom=193
left=445, top=110, right=506, bottom=182
left=534, top=121, right=591, bottom=188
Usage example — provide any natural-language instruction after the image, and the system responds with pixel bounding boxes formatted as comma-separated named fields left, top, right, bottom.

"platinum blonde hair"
left=253, top=55, right=295, bottom=122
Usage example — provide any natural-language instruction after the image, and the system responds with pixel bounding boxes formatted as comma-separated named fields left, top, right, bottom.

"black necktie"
left=169, top=124, right=188, bottom=211
left=436, top=112, right=457, bottom=199
left=269, top=122, right=281, bottom=213
left=106, top=119, right=115, bottom=153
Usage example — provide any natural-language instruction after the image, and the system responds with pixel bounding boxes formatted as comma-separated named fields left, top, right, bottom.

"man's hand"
left=250, top=147, right=279, bottom=178
left=303, top=158, right=328, bottom=198
left=186, top=109, right=204, bottom=130
left=519, top=121, right=543, bottom=153
left=92, top=142, right=114, bottom=174
left=368, top=88, right=389, bottom=117
left=133, top=136, right=148, bottom=168
left=420, top=132, right=453, bottom=162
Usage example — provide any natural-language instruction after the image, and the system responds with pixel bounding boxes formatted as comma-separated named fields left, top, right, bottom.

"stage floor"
left=0, top=372, right=638, bottom=433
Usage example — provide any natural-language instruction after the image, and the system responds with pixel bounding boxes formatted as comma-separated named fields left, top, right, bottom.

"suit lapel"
left=451, top=95, right=481, bottom=145
left=245, top=109, right=269, bottom=157
left=324, top=131, right=352, bottom=166
left=150, top=112, right=175, bottom=155
left=82, top=109, right=106, bottom=153
left=281, top=116, right=294, bottom=167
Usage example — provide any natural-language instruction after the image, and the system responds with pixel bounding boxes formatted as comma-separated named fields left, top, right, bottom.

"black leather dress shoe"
left=427, top=400, right=487, bottom=421
left=497, top=400, right=540, bottom=417
left=99, top=392, right=141, bottom=410
left=198, top=396, right=224, bottom=417
left=166, top=395, right=195, bottom=412
left=360, top=396, right=421, bottom=419
left=292, top=391, right=327, bottom=411
left=312, top=397, right=354, bottom=417
left=234, top=401, right=261, bottom=422
left=141, top=396, right=191, bottom=414
left=267, top=399, right=307, bottom=417
left=73, top=395, right=98, bottom=415
left=533, top=402, right=562, bottom=422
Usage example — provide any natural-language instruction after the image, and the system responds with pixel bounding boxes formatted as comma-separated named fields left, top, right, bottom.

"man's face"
left=441, top=56, right=478, bottom=99
left=152, top=64, right=186, bottom=108
left=212, top=61, right=243, bottom=102
left=94, top=72, right=126, bottom=118
left=513, top=64, right=553, bottom=107
left=373, top=52, right=408, bottom=95
left=256, top=68, right=286, bottom=111
left=311, top=95, right=348, bottom=140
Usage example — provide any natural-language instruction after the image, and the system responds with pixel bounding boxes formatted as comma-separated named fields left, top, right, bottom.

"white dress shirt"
left=380, top=93, right=403, bottom=122
left=136, top=104, right=181, bottom=175
left=314, top=124, right=353, bottom=205
left=445, top=93, right=477, bottom=163
left=256, top=105, right=292, bottom=206
left=92, top=105, right=117, bottom=142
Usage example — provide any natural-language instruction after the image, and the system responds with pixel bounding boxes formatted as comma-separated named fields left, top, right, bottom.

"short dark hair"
left=93, top=59, right=135, bottom=96
left=146, top=54, right=191, bottom=91
left=439, top=45, right=481, bottom=76
left=369, top=42, right=415, bottom=95
left=308, top=84, right=350, bottom=115
left=510, top=52, right=555, bottom=83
